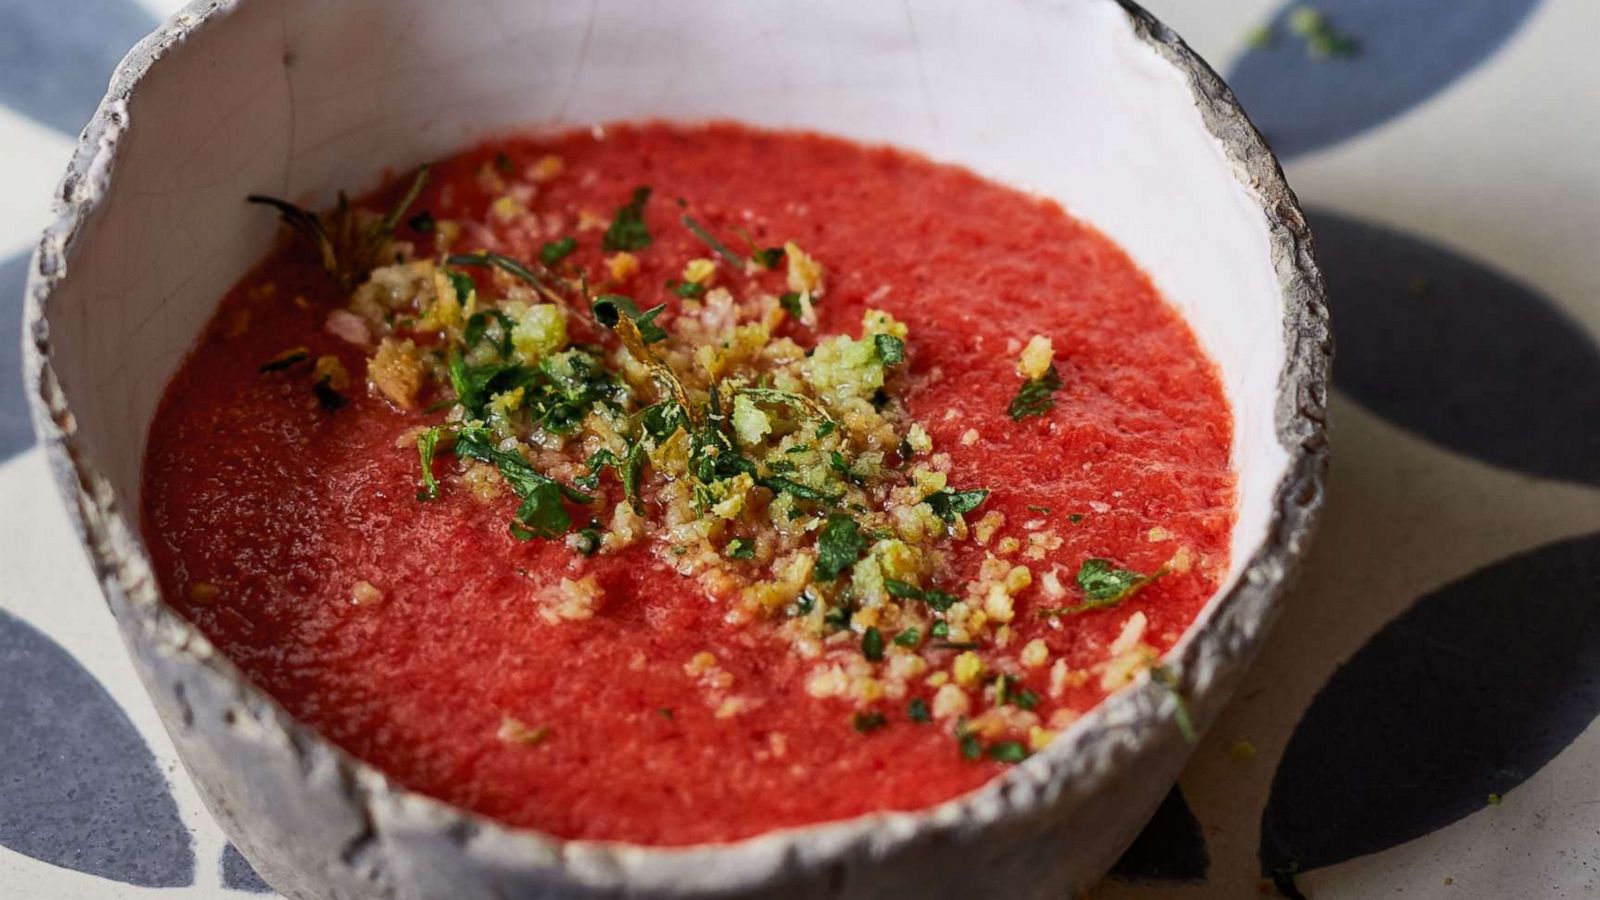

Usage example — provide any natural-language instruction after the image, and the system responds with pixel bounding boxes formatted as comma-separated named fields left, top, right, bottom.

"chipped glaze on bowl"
left=21, top=1, right=1330, bottom=897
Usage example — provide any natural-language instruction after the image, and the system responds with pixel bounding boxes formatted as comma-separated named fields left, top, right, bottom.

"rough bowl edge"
left=19, top=0, right=1331, bottom=895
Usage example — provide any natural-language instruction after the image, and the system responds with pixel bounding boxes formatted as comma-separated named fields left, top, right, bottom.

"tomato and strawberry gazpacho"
left=140, top=122, right=1236, bottom=845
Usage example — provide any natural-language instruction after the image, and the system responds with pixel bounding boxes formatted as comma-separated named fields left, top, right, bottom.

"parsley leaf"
left=463, top=308, right=514, bottom=358
left=814, top=513, right=866, bottom=580
left=861, top=626, right=885, bottom=661
left=778, top=291, right=805, bottom=320
left=454, top=426, right=590, bottom=540
left=602, top=186, right=652, bottom=252
left=415, top=426, right=443, bottom=501
left=908, top=697, right=931, bottom=723
left=538, top=236, right=576, bottom=266
left=1008, top=364, right=1062, bottom=421
left=874, top=333, right=905, bottom=366
left=592, top=295, right=669, bottom=344
left=761, top=475, right=841, bottom=505
left=988, top=741, right=1029, bottom=763
left=884, top=578, right=957, bottom=612
left=1039, top=559, right=1163, bottom=617
left=893, top=628, right=921, bottom=648
left=924, top=488, right=989, bottom=522
left=752, top=246, right=785, bottom=269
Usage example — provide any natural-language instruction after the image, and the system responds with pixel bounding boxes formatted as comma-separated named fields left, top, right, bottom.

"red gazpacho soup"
left=142, top=123, right=1235, bottom=845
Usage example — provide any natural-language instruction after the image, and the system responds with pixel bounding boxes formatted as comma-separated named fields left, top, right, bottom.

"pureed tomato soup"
left=142, top=123, right=1235, bottom=845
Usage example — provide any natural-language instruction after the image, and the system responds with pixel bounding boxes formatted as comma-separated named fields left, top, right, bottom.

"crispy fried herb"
left=640, top=401, right=688, bottom=441
left=814, top=420, right=837, bottom=439
left=988, top=741, right=1029, bottom=763
left=908, top=697, right=931, bottom=723
left=1151, top=665, right=1197, bottom=743
left=682, top=215, right=745, bottom=267
left=446, top=251, right=557, bottom=298
left=861, top=626, right=885, bottom=661
left=924, top=488, right=989, bottom=522
left=602, top=186, right=653, bottom=252
left=725, top=538, right=755, bottom=560
left=853, top=710, right=888, bottom=734
left=408, top=210, right=435, bottom=233
left=538, top=236, right=577, bottom=267
left=416, top=426, right=443, bottom=500
left=248, top=164, right=430, bottom=291
left=592, top=295, right=669, bottom=344
left=893, top=628, right=921, bottom=648
left=258, top=347, right=310, bottom=373
left=454, top=426, right=591, bottom=540
left=1008, top=364, right=1062, bottom=421
left=814, top=513, right=865, bottom=581
left=874, top=333, right=905, bottom=366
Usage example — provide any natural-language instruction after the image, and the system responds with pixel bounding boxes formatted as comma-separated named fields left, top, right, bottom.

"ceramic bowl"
left=22, top=0, right=1329, bottom=897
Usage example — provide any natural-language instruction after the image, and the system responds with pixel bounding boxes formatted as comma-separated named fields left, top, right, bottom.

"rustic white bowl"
left=22, top=1, right=1329, bottom=897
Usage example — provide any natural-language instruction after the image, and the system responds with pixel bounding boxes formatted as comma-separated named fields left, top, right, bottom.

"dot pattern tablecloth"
left=3, top=1, right=1597, bottom=897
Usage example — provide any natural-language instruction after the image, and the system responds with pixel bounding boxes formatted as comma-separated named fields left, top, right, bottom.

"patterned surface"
left=3, top=1, right=1598, bottom=897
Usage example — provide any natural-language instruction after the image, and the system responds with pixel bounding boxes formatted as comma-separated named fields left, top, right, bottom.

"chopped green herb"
left=930, top=621, right=950, bottom=639
left=573, top=522, right=602, bottom=557
left=874, top=333, right=906, bottom=366
left=988, top=741, right=1029, bottom=763
left=778, top=291, right=805, bottom=319
left=908, top=697, right=931, bottom=723
left=1069, top=513, right=1084, bottom=524
left=762, top=475, right=841, bottom=505
left=893, top=627, right=921, bottom=648
left=814, top=420, right=838, bottom=439
left=415, top=426, right=443, bottom=500
left=538, top=236, right=577, bottom=267
left=725, top=538, right=755, bottom=560
left=463, top=308, right=514, bottom=357
left=446, top=269, right=478, bottom=304
left=672, top=280, right=706, bottom=299
left=957, top=726, right=982, bottom=761
left=752, top=246, right=785, bottom=269
left=258, top=347, right=310, bottom=373
left=591, top=295, right=669, bottom=344
left=408, top=210, right=435, bottom=233
left=884, top=578, right=958, bottom=612
left=602, top=186, right=652, bottom=252
left=1008, top=364, right=1062, bottom=420
left=454, top=426, right=590, bottom=540
left=861, top=626, right=885, bottom=661
left=853, top=710, right=888, bottom=734
left=924, top=488, right=989, bottom=522
left=1039, top=559, right=1163, bottom=617
left=814, top=513, right=866, bottom=580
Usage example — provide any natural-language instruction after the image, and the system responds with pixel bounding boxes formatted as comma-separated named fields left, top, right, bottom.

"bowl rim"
left=20, top=0, right=1330, bottom=890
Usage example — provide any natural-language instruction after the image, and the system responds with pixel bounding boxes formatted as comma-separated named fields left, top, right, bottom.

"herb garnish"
left=1008, top=364, right=1062, bottom=420
left=988, top=741, right=1029, bottom=763
left=592, top=295, right=669, bottom=344
left=1039, top=559, right=1164, bottom=617
left=539, top=236, right=577, bottom=267
left=752, top=246, right=785, bottom=269
left=415, top=426, right=443, bottom=500
left=908, top=698, right=931, bottom=723
left=924, top=488, right=989, bottom=522
left=454, top=426, right=591, bottom=540
left=874, top=334, right=906, bottom=366
left=861, top=627, right=885, bottom=661
left=814, top=513, right=866, bottom=581
left=602, top=186, right=653, bottom=252
left=884, top=578, right=957, bottom=612
left=681, top=215, right=746, bottom=267
left=893, top=628, right=921, bottom=648
left=407, top=210, right=435, bottom=233
left=248, top=164, right=430, bottom=291
left=725, top=538, right=755, bottom=560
